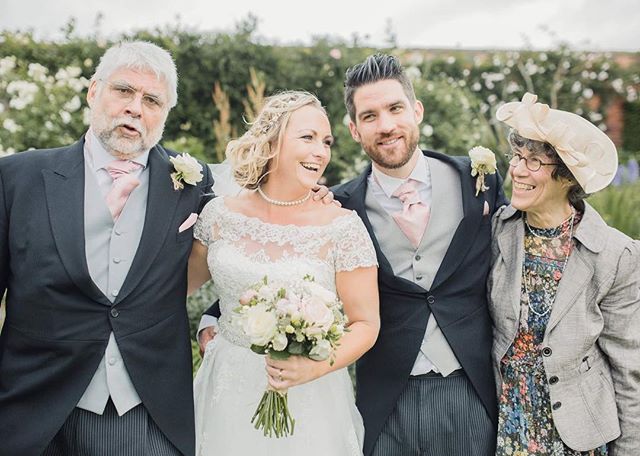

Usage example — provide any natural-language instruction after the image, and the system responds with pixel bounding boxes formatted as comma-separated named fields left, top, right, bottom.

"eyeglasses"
left=508, top=152, right=559, bottom=172
left=99, top=79, right=166, bottom=111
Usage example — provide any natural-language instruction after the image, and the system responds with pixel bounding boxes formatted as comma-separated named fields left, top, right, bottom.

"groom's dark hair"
left=344, top=53, right=417, bottom=122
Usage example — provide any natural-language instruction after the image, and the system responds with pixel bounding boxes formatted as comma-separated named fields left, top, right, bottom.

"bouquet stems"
left=251, top=387, right=296, bottom=438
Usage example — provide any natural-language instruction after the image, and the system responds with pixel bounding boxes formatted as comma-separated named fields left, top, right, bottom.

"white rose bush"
left=233, top=275, right=349, bottom=438
left=0, top=54, right=90, bottom=157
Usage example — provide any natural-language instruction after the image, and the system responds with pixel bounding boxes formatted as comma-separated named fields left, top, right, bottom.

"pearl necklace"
left=257, top=185, right=311, bottom=206
left=523, top=208, right=575, bottom=317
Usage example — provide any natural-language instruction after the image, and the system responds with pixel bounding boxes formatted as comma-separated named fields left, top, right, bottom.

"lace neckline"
left=216, top=197, right=354, bottom=231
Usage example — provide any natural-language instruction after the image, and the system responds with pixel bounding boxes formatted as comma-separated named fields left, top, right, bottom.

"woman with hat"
left=488, top=93, right=639, bottom=455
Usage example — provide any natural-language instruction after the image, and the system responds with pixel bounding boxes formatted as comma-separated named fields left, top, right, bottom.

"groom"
left=333, top=54, right=507, bottom=455
left=0, top=41, right=213, bottom=455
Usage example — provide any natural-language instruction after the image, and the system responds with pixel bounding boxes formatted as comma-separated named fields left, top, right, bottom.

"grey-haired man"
left=0, top=41, right=213, bottom=456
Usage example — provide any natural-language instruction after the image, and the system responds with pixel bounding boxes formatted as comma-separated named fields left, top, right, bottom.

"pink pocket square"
left=483, top=201, right=490, bottom=216
left=179, top=213, right=198, bottom=233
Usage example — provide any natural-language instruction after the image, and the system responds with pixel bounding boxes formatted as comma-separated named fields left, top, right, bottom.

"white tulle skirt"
left=194, top=334, right=364, bottom=456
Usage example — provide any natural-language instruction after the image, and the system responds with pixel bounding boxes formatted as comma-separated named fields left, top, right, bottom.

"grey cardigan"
left=488, top=203, right=640, bottom=455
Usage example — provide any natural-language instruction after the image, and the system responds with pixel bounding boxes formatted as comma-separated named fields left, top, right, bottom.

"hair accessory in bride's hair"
left=252, top=110, right=283, bottom=137
left=250, top=92, right=305, bottom=137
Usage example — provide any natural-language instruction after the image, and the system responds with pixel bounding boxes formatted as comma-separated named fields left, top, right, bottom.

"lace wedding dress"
left=193, top=197, right=377, bottom=456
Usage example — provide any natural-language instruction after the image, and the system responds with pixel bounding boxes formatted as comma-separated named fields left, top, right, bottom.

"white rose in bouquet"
left=309, top=339, right=332, bottom=361
left=271, top=332, right=288, bottom=351
left=303, top=281, right=337, bottom=304
left=303, top=296, right=334, bottom=332
left=275, top=298, right=300, bottom=319
left=242, top=304, right=278, bottom=346
left=257, top=284, right=278, bottom=302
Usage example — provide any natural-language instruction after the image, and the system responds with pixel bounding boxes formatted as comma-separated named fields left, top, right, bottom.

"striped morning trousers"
left=42, top=399, right=181, bottom=456
left=372, top=370, right=496, bottom=456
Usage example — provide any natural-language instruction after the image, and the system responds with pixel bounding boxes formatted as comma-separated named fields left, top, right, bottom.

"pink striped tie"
left=391, top=179, right=430, bottom=248
left=105, top=160, right=143, bottom=220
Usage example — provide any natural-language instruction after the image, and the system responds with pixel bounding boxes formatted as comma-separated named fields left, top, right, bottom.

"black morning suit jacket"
left=333, top=150, right=507, bottom=456
left=0, top=137, right=213, bottom=456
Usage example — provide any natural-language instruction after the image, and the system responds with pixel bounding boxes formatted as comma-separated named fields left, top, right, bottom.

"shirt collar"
left=371, top=152, right=430, bottom=198
left=85, top=128, right=150, bottom=172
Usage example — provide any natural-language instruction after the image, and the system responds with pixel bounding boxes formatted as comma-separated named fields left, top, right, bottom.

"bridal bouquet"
left=232, top=275, right=348, bottom=438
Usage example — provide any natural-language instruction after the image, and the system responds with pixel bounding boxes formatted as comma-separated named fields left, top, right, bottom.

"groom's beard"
left=91, top=110, right=164, bottom=159
left=360, top=126, right=420, bottom=170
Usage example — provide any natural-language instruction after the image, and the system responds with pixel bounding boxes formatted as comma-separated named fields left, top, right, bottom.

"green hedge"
left=2, top=23, right=638, bottom=184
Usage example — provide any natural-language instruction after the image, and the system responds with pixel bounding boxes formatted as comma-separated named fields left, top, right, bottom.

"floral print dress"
left=496, top=212, right=608, bottom=456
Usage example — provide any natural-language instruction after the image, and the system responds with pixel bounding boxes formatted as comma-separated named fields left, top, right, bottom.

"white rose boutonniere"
left=169, top=153, right=203, bottom=190
left=468, top=146, right=497, bottom=196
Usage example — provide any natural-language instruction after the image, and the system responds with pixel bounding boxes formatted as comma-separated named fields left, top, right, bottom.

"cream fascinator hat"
left=496, top=92, right=618, bottom=193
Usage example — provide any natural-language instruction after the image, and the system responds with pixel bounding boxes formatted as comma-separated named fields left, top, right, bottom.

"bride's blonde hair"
left=226, top=91, right=326, bottom=189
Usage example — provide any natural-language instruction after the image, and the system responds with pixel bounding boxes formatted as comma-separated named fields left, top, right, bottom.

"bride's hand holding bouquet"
left=233, top=275, right=349, bottom=438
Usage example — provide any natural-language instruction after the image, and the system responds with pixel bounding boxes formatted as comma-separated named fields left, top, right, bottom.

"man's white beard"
left=91, top=110, right=164, bottom=158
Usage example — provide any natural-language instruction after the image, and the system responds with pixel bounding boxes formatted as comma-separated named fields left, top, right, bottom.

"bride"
left=187, top=91, right=380, bottom=455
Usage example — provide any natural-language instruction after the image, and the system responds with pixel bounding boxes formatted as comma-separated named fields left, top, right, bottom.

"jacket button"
left=542, top=347, right=552, bottom=357
left=549, top=376, right=559, bottom=385
left=110, top=308, right=119, bottom=318
left=427, top=295, right=435, bottom=304
left=552, top=401, right=562, bottom=410
left=415, top=255, right=421, bottom=261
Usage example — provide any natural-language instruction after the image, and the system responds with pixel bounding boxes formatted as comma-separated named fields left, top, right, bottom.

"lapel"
left=114, top=145, right=183, bottom=304
left=496, top=206, right=525, bottom=317
left=546, top=246, right=594, bottom=333
left=426, top=151, right=485, bottom=290
left=42, top=138, right=111, bottom=305
left=546, top=205, right=604, bottom=333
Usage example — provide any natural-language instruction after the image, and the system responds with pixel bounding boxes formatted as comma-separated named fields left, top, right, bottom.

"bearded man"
left=0, top=41, right=213, bottom=456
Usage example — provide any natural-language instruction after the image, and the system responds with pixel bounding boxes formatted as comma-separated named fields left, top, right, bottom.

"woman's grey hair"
left=344, top=53, right=416, bottom=122
left=92, top=41, right=178, bottom=108
left=508, top=129, right=588, bottom=209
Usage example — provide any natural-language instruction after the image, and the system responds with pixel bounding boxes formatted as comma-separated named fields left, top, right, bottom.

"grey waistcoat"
left=76, top=158, right=149, bottom=415
left=365, top=157, right=463, bottom=375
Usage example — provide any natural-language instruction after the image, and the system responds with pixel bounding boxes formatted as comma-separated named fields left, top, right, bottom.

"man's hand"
left=312, top=184, right=341, bottom=206
left=198, top=326, right=217, bottom=356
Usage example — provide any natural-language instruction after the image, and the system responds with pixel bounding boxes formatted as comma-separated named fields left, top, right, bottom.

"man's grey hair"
left=92, top=41, right=178, bottom=108
left=343, top=53, right=416, bottom=122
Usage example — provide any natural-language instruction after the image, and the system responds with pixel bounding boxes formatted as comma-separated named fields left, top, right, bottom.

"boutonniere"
left=468, top=146, right=497, bottom=196
left=169, top=153, right=204, bottom=190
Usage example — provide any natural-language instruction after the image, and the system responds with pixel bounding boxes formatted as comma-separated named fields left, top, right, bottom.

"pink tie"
left=105, top=160, right=143, bottom=220
left=391, top=179, right=430, bottom=248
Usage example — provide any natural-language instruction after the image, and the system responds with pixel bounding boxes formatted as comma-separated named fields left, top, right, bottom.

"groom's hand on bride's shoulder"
left=311, top=184, right=341, bottom=207
left=198, top=327, right=217, bottom=356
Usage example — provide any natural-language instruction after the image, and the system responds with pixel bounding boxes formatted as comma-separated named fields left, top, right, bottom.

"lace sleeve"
left=333, top=212, right=378, bottom=272
left=194, top=198, right=220, bottom=246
